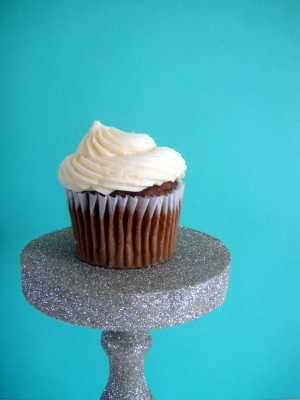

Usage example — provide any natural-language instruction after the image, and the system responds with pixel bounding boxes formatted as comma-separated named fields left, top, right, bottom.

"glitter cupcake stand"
left=21, top=227, right=231, bottom=400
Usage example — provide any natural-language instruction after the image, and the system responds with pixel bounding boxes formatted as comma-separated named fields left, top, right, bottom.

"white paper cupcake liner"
left=65, top=182, right=184, bottom=268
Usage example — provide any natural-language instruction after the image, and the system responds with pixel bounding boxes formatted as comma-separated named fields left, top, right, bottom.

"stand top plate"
left=21, top=227, right=231, bottom=330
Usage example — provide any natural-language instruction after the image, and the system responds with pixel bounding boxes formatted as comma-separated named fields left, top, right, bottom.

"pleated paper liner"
left=66, top=182, right=184, bottom=269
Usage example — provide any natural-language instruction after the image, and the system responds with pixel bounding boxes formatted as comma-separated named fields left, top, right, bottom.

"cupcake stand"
left=21, top=226, right=231, bottom=400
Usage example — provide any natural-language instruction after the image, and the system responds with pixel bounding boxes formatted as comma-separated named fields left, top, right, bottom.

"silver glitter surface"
left=21, top=227, right=231, bottom=331
left=101, top=331, right=153, bottom=400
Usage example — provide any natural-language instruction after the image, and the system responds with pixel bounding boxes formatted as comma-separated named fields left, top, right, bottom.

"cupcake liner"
left=66, top=182, right=184, bottom=269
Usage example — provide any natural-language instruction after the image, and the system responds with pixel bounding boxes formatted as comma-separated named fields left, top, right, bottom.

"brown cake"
left=104, top=180, right=178, bottom=198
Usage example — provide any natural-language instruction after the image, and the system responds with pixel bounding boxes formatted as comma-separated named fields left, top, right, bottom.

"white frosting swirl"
left=58, top=121, right=186, bottom=194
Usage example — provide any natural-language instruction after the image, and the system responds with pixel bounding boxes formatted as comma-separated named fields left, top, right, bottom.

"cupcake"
left=58, top=121, right=186, bottom=269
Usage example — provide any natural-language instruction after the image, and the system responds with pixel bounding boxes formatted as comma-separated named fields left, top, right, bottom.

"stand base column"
left=101, top=330, right=154, bottom=400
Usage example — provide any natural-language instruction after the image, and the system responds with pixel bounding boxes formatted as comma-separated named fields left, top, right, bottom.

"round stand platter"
left=21, top=227, right=231, bottom=400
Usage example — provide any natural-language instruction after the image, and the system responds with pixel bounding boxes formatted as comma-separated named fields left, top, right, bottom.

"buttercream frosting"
left=58, top=121, right=186, bottom=194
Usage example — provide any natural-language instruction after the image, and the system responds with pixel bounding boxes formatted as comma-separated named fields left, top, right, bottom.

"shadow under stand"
left=21, top=227, right=231, bottom=399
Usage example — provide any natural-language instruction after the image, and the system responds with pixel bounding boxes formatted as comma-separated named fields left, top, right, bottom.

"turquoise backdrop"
left=1, top=1, right=299, bottom=399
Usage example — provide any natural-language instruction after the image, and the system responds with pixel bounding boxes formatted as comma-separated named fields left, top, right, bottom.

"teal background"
left=1, top=1, right=299, bottom=399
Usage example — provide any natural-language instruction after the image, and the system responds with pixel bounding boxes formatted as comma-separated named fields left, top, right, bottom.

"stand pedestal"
left=101, top=331, right=153, bottom=400
left=21, top=227, right=231, bottom=399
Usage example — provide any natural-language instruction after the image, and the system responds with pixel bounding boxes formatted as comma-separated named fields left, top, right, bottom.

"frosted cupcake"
left=58, top=121, right=186, bottom=269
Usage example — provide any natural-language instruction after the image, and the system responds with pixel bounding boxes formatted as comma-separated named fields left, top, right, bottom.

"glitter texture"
left=20, top=227, right=231, bottom=331
left=101, top=331, right=153, bottom=400
left=21, top=226, right=231, bottom=399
